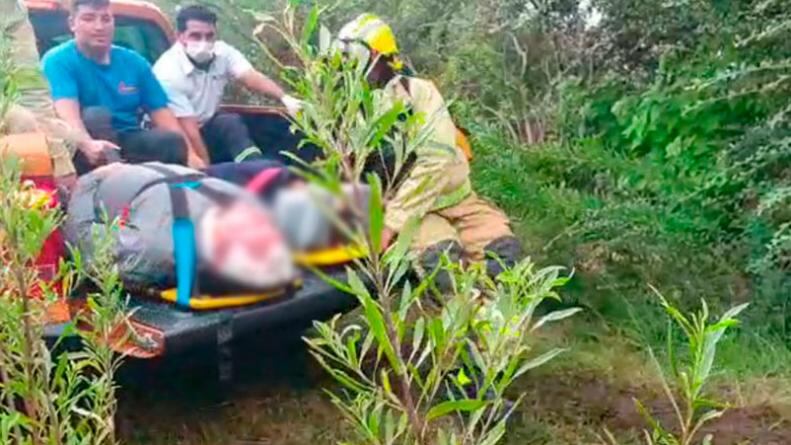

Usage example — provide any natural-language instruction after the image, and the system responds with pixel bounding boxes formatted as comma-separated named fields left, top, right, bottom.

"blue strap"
left=170, top=182, right=201, bottom=309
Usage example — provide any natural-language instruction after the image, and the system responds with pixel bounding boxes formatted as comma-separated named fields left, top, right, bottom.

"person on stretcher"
left=64, top=160, right=370, bottom=296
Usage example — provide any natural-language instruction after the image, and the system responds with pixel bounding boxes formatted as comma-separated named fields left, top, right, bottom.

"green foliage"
left=307, top=256, right=577, bottom=445
left=0, top=156, right=126, bottom=444
left=637, top=294, right=747, bottom=445
left=554, top=2, right=790, bottom=329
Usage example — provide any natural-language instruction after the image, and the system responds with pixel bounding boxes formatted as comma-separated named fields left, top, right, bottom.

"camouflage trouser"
left=330, top=192, right=521, bottom=337
left=2, top=0, right=55, bottom=115
left=1, top=0, right=76, bottom=177
left=412, top=192, right=522, bottom=288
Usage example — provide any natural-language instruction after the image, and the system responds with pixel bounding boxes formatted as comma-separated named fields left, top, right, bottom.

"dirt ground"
left=515, top=372, right=791, bottom=445
left=117, top=331, right=791, bottom=445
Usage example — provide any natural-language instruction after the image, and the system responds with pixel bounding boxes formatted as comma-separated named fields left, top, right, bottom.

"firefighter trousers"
left=1, top=0, right=76, bottom=177
left=412, top=192, right=521, bottom=276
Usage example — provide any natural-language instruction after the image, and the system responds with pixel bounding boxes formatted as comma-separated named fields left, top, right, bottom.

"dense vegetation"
left=172, top=0, right=790, bottom=338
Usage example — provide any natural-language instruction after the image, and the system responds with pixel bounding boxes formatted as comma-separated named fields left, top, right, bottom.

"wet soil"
left=518, top=372, right=791, bottom=444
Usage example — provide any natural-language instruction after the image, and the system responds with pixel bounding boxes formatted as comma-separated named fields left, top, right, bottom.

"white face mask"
left=184, top=40, right=215, bottom=64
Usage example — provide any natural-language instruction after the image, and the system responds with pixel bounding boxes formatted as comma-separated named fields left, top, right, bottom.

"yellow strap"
left=294, top=244, right=367, bottom=266
left=159, top=280, right=302, bottom=311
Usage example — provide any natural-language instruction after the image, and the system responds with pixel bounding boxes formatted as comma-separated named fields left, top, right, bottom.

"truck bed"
left=44, top=268, right=357, bottom=357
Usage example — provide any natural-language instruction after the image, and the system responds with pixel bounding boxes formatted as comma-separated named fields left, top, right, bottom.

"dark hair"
left=70, top=0, right=110, bottom=13
left=176, top=5, right=218, bottom=32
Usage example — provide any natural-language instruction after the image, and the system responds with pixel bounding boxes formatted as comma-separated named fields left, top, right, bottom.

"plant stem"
left=14, top=261, right=42, bottom=445
left=385, top=306, right=424, bottom=444
left=0, top=346, right=25, bottom=445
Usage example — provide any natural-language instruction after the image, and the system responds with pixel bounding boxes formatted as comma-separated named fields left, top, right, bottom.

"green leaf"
left=426, top=399, right=487, bottom=421
left=367, top=104, right=408, bottom=147
left=309, top=265, right=354, bottom=295
left=381, top=369, right=393, bottom=395
left=318, top=25, right=332, bottom=55
left=301, top=5, right=321, bottom=47
left=367, top=173, right=384, bottom=255
left=531, top=308, right=582, bottom=331
left=695, top=409, right=725, bottom=428
left=384, top=216, right=419, bottom=266
left=397, top=280, right=417, bottom=322
left=719, top=302, right=750, bottom=323
left=478, top=421, right=506, bottom=445
left=346, top=330, right=360, bottom=367
left=410, top=317, right=425, bottom=362
left=249, top=12, right=277, bottom=24
left=455, top=368, right=472, bottom=386
left=513, top=348, right=568, bottom=379
left=349, top=270, right=401, bottom=373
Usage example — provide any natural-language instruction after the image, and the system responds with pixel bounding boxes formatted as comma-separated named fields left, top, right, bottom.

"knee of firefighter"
left=415, top=239, right=463, bottom=293
left=417, top=240, right=463, bottom=272
left=483, top=236, right=524, bottom=278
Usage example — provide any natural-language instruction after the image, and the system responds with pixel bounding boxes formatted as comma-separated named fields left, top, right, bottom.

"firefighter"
left=335, top=14, right=523, bottom=289
left=0, top=0, right=87, bottom=191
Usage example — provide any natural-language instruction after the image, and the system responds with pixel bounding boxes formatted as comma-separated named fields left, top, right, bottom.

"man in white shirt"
left=153, top=5, right=302, bottom=164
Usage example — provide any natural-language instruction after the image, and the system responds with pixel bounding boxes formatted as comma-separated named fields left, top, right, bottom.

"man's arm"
left=51, top=99, right=91, bottom=138
left=237, top=70, right=286, bottom=101
left=51, top=98, right=120, bottom=165
left=224, top=44, right=301, bottom=116
left=222, top=43, right=284, bottom=101
left=149, top=107, right=208, bottom=168
left=177, top=117, right=211, bottom=166
left=140, top=56, right=208, bottom=168
left=238, top=69, right=302, bottom=117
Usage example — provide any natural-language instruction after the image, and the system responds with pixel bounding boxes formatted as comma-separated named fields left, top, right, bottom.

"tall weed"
left=0, top=157, right=127, bottom=442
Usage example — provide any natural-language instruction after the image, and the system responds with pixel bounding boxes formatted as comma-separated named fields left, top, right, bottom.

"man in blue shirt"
left=42, top=0, right=195, bottom=174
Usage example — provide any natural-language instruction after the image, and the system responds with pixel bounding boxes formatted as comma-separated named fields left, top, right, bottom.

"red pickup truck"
left=25, top=0, right=357, bottom=360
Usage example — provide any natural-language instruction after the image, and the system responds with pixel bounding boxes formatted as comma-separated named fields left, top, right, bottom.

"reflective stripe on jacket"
left=377, top=76, right=472, bottom=233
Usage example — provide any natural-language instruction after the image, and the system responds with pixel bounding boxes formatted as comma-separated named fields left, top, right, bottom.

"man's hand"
left=281, top=95, right=303, bottom=118
left=79, top=139, right=121, bottom=165
left=188, top=152, right=208, bottom=170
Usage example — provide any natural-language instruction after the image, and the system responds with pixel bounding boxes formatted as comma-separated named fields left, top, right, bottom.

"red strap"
left=119, top=205, right=131, bottom=228
left=245, top=168, right=284, bottom=194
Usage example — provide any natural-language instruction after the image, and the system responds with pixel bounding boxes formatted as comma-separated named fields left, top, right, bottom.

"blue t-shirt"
left=42, top=40, right=169, bottom=132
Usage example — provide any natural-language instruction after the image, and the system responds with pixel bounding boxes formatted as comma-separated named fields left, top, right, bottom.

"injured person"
left=63, top=161, right=371, bottom=303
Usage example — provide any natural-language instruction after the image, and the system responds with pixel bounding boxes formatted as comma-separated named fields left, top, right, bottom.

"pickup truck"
left=24, top=0, right=358, bottom=360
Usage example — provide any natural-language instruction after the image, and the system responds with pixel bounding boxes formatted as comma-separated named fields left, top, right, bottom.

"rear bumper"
left=43, top=270, right=358, bottom=357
